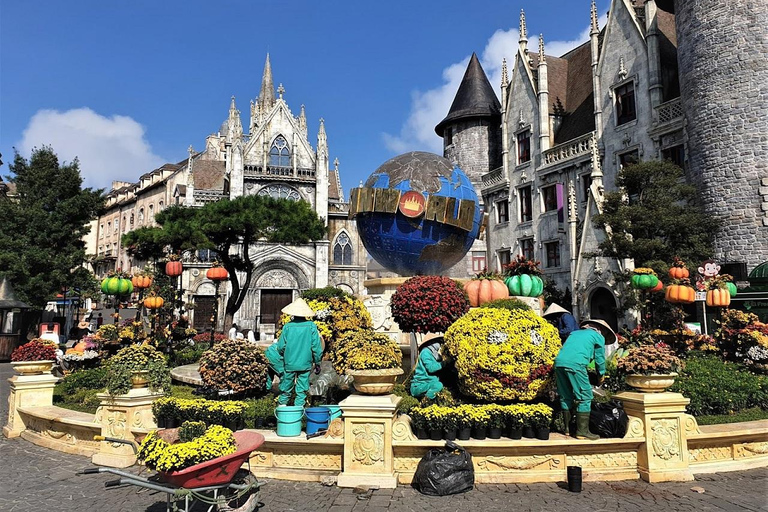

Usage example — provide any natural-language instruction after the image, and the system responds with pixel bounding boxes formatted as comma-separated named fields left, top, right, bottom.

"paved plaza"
left=1, top=363, right=766, bottom=512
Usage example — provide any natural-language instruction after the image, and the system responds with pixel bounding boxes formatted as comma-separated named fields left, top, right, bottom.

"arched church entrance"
left=250, top=266, right=307, bottom=340
left=589, top=287, right=618, bottom=332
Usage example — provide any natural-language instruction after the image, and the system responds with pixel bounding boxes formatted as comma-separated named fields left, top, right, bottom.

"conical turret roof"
left=435, top=53, right=501, bottom=136
left=0, top=276, right=30, bottom=309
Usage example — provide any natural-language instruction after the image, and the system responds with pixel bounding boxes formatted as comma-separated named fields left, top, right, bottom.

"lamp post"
left=206, top=264, right=229, bottom=345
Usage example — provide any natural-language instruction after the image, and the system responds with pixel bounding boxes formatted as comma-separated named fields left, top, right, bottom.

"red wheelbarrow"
left=79, top=430, right=265, bottom=512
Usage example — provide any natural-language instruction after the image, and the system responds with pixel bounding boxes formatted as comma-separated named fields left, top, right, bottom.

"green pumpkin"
left=504, top=274, right=544, bottom=297
left=631, top=273, right=658, bottom=290
left=100, top=278, right=110, bottom=294
left=725, top=282, right=737, bottom=297
left=103, top=277, right=133, bottom=296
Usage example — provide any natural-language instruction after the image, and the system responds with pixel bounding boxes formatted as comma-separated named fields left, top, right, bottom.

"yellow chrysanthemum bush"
left=137, top=424, right=236, bottom=472
left=443, top=308, right=561, bottom=401
left=331, top=329, right=402, bottom=374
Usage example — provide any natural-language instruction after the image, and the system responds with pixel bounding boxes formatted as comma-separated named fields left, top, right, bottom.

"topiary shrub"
left=390, top=276, right=469, bottom=333
left=480, top=298, right=532, bottom=312
left=443, top=308, right=561, bottom=401
left=199, top=339, right=269, bottom=397
left=671, top=353, right=768, bottom=416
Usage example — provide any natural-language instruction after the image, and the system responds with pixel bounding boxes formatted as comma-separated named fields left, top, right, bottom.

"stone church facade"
left=87, top=55, right=366, bottom=338
left=441, top=0, right=767, bottom=329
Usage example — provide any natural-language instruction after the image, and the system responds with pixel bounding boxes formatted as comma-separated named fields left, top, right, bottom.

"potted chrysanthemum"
left=617, top=343, right=683, bottom=392
left=342, top=330, right=403, bottom=395
left=10, top=338, right=58, bottom=375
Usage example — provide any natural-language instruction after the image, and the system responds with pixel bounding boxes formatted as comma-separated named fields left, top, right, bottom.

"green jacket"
left=275, top=318, right=323, bottom=372
left=411, top=344, right=443, bottom=389
left=554, top=328, right=606, bottom=376
left=264, top=343, right=284, bottom=375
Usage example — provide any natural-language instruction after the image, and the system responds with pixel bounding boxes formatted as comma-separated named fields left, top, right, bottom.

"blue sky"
left=1, top=0, right=609, bottom=196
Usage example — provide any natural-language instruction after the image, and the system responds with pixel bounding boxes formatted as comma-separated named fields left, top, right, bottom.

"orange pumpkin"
left=165, top=260, right=183, bottom=277
left=144, top=296, right=165, bottom=309
left=206, top=266, right=229, bottom=281
left=464, top=278, right=509, bottom=307
left=651, top=280, right=664, bottom=292
left=706, top=288, right=731, bottom=307
left=668, top=267, right=690, bottom=279
left=665, top=284, right=695, bottom=304
left=131, top=274, right=153, bottom=289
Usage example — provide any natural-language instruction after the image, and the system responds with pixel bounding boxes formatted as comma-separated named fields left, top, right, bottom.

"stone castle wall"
left=674, top=0, right=768, bottom=270
left=443, top=118, right=501, bottom=189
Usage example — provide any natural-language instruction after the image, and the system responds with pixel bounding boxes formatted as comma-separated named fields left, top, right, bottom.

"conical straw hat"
left=281, top=298, right=315, bottom=318
left=580, top=318, right=617, bottom=345
left=543, top=303, right=569, bottom=317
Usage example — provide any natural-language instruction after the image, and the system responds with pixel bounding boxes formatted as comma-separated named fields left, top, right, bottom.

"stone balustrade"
left=654, top=97, right=683, bottom=125
left=542, top=132, right=596, bottom=168
left=480, top=167, right=507, bottom=192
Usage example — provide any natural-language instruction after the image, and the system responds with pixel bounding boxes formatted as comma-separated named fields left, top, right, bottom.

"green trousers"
left=410, top=379, right=443, bottom=400
left=278, top=370, right=311, bottom=406
left=555, top=366, right=593, bottom=413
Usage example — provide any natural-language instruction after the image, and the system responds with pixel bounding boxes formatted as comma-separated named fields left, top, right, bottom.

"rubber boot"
left=562, top=409, right=574, bottom=437
left=575, top=412, right=599, bottom=440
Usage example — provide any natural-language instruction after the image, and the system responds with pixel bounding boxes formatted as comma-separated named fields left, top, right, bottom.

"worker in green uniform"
left=264, top=341, right=284, bottom=392
left=410, top=334, right=445, bottom=399
left=553, top=318, right=616, bottom=440
left=275, top=298, right=323, bottom=407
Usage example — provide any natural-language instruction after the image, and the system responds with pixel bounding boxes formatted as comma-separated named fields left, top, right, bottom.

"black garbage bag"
left=413, top=441, right=474, bottom=496
left=590, top=399, right=629, bottom=438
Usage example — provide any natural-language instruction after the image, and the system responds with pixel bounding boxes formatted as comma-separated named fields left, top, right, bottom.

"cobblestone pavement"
left=2, top=363, right=767, bottom=512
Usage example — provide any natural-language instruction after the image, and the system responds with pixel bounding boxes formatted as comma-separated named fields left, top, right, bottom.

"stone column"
left=337, top=394, right=401, bottom=489
left=615, top=391, right=694, bottom=482
left=91, top=388, right=161, bottom=468
left=3, top=373, right=59, bottom=438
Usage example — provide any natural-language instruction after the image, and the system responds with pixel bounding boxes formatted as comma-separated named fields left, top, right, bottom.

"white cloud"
left=383, top=14, right=607, bottom=155
left=18, top=108, right=166, bottom=190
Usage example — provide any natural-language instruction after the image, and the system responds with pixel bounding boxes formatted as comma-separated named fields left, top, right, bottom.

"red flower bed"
left=11, top=339, right=57, bottom=361
left=390, top=276, right=469, bottom=333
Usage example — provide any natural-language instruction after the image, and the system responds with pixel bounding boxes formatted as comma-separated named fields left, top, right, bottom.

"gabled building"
left=87, top=55, right=366, bottom=338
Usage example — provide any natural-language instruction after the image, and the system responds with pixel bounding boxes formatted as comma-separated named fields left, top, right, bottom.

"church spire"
left=226, top=96, right=243, bottom=143
left=519, top=10, right=528, bottom=53
left=590, top=0, right=599, bottom=35
left=501, top=58, right=509, bottom=88
left=259, top=53, right=275, bottom=109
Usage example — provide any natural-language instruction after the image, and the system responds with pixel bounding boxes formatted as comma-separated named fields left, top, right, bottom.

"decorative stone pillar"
left=615, top=391, right=694, bottom=482
left=91, top=388, right=161, bottom=468
left=3, top=373, right=59, bottom=438
left=337, top=393, right=400, bottom=489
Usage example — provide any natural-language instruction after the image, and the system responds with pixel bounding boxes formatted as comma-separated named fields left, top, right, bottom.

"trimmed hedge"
left=671, top=353, right=768, bottom=416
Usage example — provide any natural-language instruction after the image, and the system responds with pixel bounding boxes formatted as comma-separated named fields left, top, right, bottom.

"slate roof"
left=0, top=276, right=30, bottom=309
left=435, top=53, right=501, bottom=136
left=192, top=160, right=226, bottom=191
left=328, top=168, right=342, bottom=201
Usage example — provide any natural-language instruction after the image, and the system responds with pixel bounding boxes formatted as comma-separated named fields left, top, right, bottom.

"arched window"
left=138, top=208, right=144, bottom=224
left=148, top=204, right=154, bottom=223
left=130, top=213, right=134, bottom=228
left=269, top=135, right=290, bottom=167
left=158, top=200, right=164, bottom=210
left=257, top=184, right=301, bottom=201
left=333, top=232, right=353, bottom=265
left=122, top=215, right=127, bottom=232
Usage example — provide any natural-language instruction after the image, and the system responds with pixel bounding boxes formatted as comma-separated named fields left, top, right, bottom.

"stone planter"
left=130, top=370, right=150, bottom=388
left=347, top=368, right=404, bottom=395
left=625, top=373, right=678, bottom=393
left=11, top=360, right=55, bottom=375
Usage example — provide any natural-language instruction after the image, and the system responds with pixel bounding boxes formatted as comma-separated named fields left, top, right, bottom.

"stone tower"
left=674, top=0, right=768, bottom=272
left=435, top=53, right=502, bottom=188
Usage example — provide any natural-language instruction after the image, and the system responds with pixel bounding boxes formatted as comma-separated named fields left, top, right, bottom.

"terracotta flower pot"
left=11, top=360, right=55, bottom=375
left=625, top=373, right=678, bottom=393
left=347, top=368, right=404, bottom=395
left=130, top=370, right=150, bottom=388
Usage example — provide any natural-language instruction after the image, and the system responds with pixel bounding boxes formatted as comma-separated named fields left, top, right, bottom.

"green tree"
left=593, top=160, right=718, bottom=271
left=123, top=195, right=326, bottom=325
left=0, top=147, right=104, bottom=307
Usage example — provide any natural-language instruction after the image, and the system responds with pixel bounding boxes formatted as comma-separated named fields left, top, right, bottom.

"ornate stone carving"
left=272, top=451, right=341, bottom=469
left=392, top=416, right=416, bottom=442
left=624, top=416, right=644, bottom=438
left=324, top=418, right=344, bottom=439
left=394, top=455, right=422, bottom=472
left=477, top=455, right=561, bottom=471
left=651, top=419, right=681, bottom=461
left=568, top=452, right=637, bottom=469
left=735, top=442, right=768, bottom=458
left=683, top=414, right=701, bottom=436
left=689, top=446, right=731, bottom=462
left=257, top=269, right=297, bottom=288
left=351, top=424, right=385, bottom=466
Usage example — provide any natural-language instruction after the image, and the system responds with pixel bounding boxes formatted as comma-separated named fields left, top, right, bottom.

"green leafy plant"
left=199, top=339, right=269, bottom=396
left=479, top=298, right=532, bottom=312
left=105, top=344, right=171, bottom=396
left=502, top=255, right=543, bottom=276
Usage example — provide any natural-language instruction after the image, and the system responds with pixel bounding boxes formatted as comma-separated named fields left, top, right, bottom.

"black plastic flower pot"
left=508, top=427, right=523, bottom=440
left=444, top=429, right=457, bottom=441
left=457, top=427, right=472, bottom=441
left=166, top=417, right=178, bottom=429
left=522, top=425, right=536, bottom=438
left=416, top=428, right=429, bottom=440
left=156, top=417, right=167, bottom=428
left=488, top=427, right=503, bottom=439
left=535, top=426, right=550, bottom=441
left=472, top=427, right=487, bottom=440
left=567, top=465, right=582, bottom=493
left=429, top=429, right=443, bottom=441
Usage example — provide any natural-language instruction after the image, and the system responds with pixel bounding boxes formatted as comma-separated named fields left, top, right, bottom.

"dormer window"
left=615, top=82, right=636, bottom=125
left=269, top=135, right=290, bottom=167
left=517, top=130, right=531, bottom=164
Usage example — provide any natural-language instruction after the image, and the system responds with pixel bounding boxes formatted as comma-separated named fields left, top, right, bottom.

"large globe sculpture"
left=350, top=152, right=482, bottom=276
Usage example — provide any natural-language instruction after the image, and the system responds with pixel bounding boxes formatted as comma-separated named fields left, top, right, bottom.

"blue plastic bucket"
left=304, top=407, right=331, bottom=435
left=322, top=405, right=342, bottom=421
left=274, top=406, right=304, bottom=437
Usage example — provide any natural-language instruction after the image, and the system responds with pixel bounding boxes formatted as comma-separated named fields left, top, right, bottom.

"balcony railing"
left=481, top=166, right=506, bottom=189
left=244, top=165, right=316, bottom=179
left=655, top=97, right=683, bottom=125
left=542, top=131, right=596, bottom=168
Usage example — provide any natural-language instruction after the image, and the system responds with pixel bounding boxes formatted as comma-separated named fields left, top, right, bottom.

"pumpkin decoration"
left=706, top=288, right=731, bottom=308
left=206, top=266, right=229, bottom=282
left=504, top=274, right=544, bottom=297
left=725, top=281, right=738, bottom=297
left=650, top=280, right=664, bottom=293
left=668, top=257, right=690, bottom=280
left=144, top=295, right=165, bottom=309
left=666, top=284, right=695, bottom=304
left=464, top=276, right=509, bottom=307
left=131, top=274, right=153, bottom=289
left=630, top=268, right=659, bottom=290
left=101, top=276, right=134, bottom=296
left=165, top=260, right=183, bottom=277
